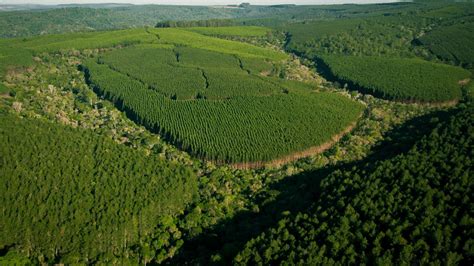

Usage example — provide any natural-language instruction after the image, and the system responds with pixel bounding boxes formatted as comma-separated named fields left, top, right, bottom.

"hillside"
left=236, top=103, right=473, bottom=264
left=0, top=111, right=197, bottom=264
left=0, top=1, right=472, bottom=264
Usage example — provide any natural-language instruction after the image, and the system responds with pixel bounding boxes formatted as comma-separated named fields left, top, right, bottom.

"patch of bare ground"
left=458, top=78, right=470, bottom=86
left=400, top=98, right=459, bottom=108
left=229, top=119, right=359, bottom=170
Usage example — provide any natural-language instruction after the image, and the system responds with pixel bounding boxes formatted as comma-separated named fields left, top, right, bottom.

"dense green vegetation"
left=418, top=23, right=474, bottom=69
left=150, top=28, right=286, bottom=61
left=284, top=16, right=431, bottom=58
left=0, top=5, right=272, bottom=38
left=0, top=2, right=427, bottom=38
left=186, top=26, right=270, bottom=37
left=66, top=27, right=362, bottom=164
left=236, top=103, right=474, bottom=264
left=0, top=28, right=157, bottom=79
left=282, top=3, right=474, bottom=101
left=98, top=45, right=278, bottom=100
left=85, top=59, right=363, bottom=163
left=1, top=1, right=473, bottom=264
left=0, top=112, right=197, bottom=264
left=320, top=55, right=470, bottom=102
left=1, top=26, right=363, bottom=164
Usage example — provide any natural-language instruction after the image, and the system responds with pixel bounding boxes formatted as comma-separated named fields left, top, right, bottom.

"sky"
left=0, top=0, right=401, bottom=5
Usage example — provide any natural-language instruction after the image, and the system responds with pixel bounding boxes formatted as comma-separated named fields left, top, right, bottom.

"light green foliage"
left=0, top=28, right=156, bottom=79
left=175, top=46, right=242, bottom=70
left=98, top=46, right=286, bottom=100
left=0, top=46, right=34, bottom=80
left=278, top=79, right=317, bottom=91
left=0, top=250, right=31, bottom=265
left=0, top=83, right=8, bottom=94
left=12, top=28, right=156, bottom=52
left=204, top=68, right=280, bottom=99
left=186, top=26, right=270, bottom=37
left=0, top=27, right=284, bottom=81
left=321, top=55, right=470, bottom=102
left=239, top=56, right=274, bottom=74
left=85, top=60, right=364, bottom=163
left=150, top=28, right=288, bottom=61
left=0, top=112, right=197, bottom=264
left=99, top=46, right=205, bottom=100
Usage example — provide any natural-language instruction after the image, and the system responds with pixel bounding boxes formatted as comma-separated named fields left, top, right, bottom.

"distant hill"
left=0, top=3, right=134, bottom=11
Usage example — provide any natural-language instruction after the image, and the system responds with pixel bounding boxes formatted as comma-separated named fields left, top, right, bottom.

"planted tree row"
left=0, top=112, right=197, bottom=264
left=236, top=102, right=474, bottom=265
left=418, top=23, right=474, bottom=69
left=84, top=60, right=364, bottom=163
left=320, top=55, right=470, bottom=102
left=99, top=46, right=281, bottom=100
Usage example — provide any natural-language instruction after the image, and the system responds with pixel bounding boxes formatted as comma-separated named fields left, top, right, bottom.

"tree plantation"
left=0, top=1, right=473, bottom=264
left=85, top=55, right=363, bottom=163
left=236, top=103, right=474, bottom=265
left=0, top=112, right=197, bottom=264
left=319, top=55, right=469, bottom=102
left=418, top=23, right=474, bottom=69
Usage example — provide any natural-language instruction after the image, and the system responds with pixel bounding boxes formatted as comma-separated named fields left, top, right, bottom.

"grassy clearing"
left=186, top=26, right=270, bottom=37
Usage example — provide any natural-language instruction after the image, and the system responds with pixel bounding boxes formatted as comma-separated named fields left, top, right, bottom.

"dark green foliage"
left=84, top=60, right=363, bottom=163
left=320, top=54, right=470, bottom=102
left=284, top=19, right=363, bottom=49
left=0, top=6, right=266, bottom=38
left=0, top=2, right=437, bottom=38
left=156, top=18, right=240, bottom=28
left=418, top=23, right=474, bottom=68
left=0, top=112, right=197, bottom=263
left=282, top=3, right=474, bottom=102
left=1, top=3, right=473, bottom=264
left=284, top=15, right=431, bottom=58
left=236, top=103, right=474, bottom=264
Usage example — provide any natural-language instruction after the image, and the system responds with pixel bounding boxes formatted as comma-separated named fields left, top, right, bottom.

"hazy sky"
left=0, top=0, right=401, bottom=5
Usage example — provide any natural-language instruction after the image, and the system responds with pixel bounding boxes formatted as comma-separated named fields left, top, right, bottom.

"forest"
left=0, top=1, right=473, bottom=265
left=236, top=102, right=473, bottom=265
left=319, top=54, right=469, bottom=102
left=0, top=111, right=197, bottom=264
left=84, top=39, right=363, bottom=163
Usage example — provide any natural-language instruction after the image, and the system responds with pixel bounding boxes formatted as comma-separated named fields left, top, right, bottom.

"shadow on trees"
left=165, top=107, right=459, bottom=265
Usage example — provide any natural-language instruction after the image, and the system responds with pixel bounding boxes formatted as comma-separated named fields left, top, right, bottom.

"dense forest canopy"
left=236, top=102, right=474, bottom=265
left=83, top=32, right=363, bottom=163
left=0, top=111, right=198, bottom=264
left=0, top=1, right=473, bottom=265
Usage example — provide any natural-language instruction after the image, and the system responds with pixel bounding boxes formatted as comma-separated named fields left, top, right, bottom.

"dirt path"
left=229, top=119, right=359, bottom=170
